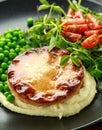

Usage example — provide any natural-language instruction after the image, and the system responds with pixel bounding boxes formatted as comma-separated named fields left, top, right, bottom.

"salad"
left=0, top=0, right=102, bottom=104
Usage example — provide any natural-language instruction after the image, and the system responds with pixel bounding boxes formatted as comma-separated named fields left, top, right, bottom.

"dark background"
left=0, top=0, right=102, bottom=130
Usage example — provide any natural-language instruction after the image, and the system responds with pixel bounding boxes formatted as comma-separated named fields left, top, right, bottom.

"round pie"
left=7, top=47, right=84, bottom=106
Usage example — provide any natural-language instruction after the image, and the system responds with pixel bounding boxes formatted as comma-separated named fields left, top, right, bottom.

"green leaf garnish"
left=71, top=56, right=80, bottom=67
left=27, top=0, right=102, bottom=95
left=60, top=55, right=70, bottom=66
left=53, top=6, right=66, bottom=16
left=49, top=36, right=57, bottom=51
left=39, top=0, right=50, bottom=5
left=38, top=5, right=50, bottom=11
left=90, top=69, right=102, bottom=78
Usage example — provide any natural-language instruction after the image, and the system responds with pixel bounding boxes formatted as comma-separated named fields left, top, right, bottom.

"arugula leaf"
left=90, top=69, right=102, bottom=78
left=49, top=36, right=57, bottom=51
left=71, top=56, right=80, bottom=67
left=56, top=36, right=68, bottom=49
left=95, top=58, right=102, bottom=69
left=60, top=55, right=70, bottom=66
left=53, top=6, right=66, bottom=16
left=39, top=0, right=50, bottom=5
left=38, top=5, right=50, bottom=11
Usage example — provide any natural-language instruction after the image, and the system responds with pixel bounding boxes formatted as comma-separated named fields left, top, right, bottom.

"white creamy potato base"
left=0, top=70, right=96, bottom=118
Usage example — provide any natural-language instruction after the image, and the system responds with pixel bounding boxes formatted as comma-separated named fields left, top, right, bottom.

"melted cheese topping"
left=10, top=49, right=53, bottom=91
left=7, top=48, right=84, bottom=105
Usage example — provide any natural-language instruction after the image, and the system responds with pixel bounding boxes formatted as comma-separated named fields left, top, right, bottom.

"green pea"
left=8, top=61, right=11, bottom=65
left=0, top=34, right=2, bottom=38
left=0, top=47, right=3, bottom=53
left=1, top=74, right=7, bottom=81
left=3, top=57, right=9, bottom=62
left=4, top=91, right=11, bottom=97
left=0, top=68, right=3, bottom=74
left=12, top=37, right=17, bottom=41
left=4, top=50, right=9, bottom=57
left=1, top=62, right=8, bottom=69
left=0, top=53, right=5, bottom=60
left=4, top=45, right=10, bottom=50
left=15, top=28, right=21, bottom=32
left=23, top=45, right=30, bottom=49
left=26, top=41, right=31, bottom=46
left=10, top=48, right=15, bottom=53
left=7, top=94, right=15, bottom=103
left=4, top=70, right=8, bottom=74
left=12, top=41, right=17, bottom=48
left=0, top=37, right=6, bottom=42
left=0, top=41, right=5, bottom=47
left=27, top=18, right=34, bottom=27
left=9, top=52, right=16, bottom=59
left=19, top=32, right=25, bottom=39
left=5, top=38, right=11, bottom=43
left=5, top=33, right=12, bottom=40
left=19, top=39, right=26, bottom=46
left=4, top=84, right=9, bottom=92
left=0, top=83, right=4, bottom=92
left=20, top=48, right=25, bottom=53
left=4, top=81, right=7, bottom=85
left=16, top=45, right=20, bottom=48
left=0, top=81, right=3, bottom=84
left=13, top=31, right=19, bottom=38
left=8, top=42, right=16, bottom=48
left=15, top=47, right=20, bottom=53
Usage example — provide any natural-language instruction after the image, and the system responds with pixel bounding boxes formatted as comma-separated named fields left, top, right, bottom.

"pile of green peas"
left=0, top=28, right=31, bottom=103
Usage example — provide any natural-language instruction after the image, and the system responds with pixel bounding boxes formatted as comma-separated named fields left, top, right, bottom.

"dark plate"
left=0, top=0, right=102, bottom=130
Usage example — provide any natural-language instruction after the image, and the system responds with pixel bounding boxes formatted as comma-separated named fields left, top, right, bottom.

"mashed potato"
left=0, top=70, right=96, bottom=118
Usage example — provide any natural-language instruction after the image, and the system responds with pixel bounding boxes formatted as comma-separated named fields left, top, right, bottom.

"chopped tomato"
left=74, top=10, right=84, bottom=19
left=62, top=24, right=88, bottom=33
left=84, top=30, right=102, bottom=37
left=81, top=34, right=99, bottom=48
left=62, top=31, right=82, bottom=42
left=67, top=8, right=75, bottom=17
left=61, top=18, right=85, bottom=25
left=86, top=14, right=101, bottom=30
left=61, top=8, right=102, bottom=46
left=88, top=23, right=102, bottom=30
left=99, top=35, right=102, bottom=44
left=100, top=23, right=102, bottom=28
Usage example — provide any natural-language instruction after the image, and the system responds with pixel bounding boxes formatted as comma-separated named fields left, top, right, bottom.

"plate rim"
left=0, top=0, right=102, bottom=130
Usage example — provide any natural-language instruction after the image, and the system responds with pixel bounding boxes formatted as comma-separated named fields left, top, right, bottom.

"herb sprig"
left=27, top=0, right=102, bottom=94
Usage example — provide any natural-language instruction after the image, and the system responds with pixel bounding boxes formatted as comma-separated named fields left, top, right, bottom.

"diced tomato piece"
left=88, top=23, right=102, bottom=30
left=61, top=18, right=85, bottom=25
left=67, top=8, right=75, bottom=17
left=99, top=35, right=102, bottom=44
left=81, top=34, right=99, bottom=48
left=84, top=30, right=102, bottom=37
left=86, top=14, right=101, bottom=30
left=74, top=10, right=84, bottom=19
left=62, top=31, right=82, bottom=42
left=62, top=24, right=88, bottom=33
left=99, top=23, right=102, bottom=28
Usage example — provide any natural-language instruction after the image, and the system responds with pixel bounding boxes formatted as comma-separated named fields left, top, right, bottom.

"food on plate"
left=0, top=47, right=96, bottom=118
left=0, top=0, right=102, bottom=118
left=8, top=47, right=84, bottom=106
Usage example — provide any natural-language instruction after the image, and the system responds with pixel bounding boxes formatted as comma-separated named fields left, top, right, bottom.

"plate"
left=0, top=0, right=102, bottom=130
